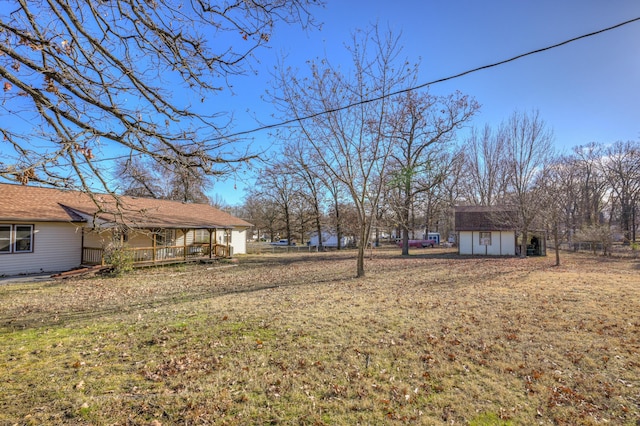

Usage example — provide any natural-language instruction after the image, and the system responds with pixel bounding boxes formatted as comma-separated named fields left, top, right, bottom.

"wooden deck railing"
left=82, top=244, right=230, bottom=266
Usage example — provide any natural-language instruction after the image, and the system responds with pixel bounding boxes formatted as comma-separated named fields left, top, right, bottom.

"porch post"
left=208, top=229, right=214, bottom=259
left=81, top=227, right=85, bottom=265
left=152, top=230, right=157, bottom=262
left=182, top=229, right=188, bottom=260
left=214, top=228, right=218, bottom=257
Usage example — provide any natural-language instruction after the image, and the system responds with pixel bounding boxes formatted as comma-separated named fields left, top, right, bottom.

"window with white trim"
left=0, top=225, right=11, bottom=253
left=0, top=224, right=34, bottom=253
left=479, top=231, right=492, bottom=246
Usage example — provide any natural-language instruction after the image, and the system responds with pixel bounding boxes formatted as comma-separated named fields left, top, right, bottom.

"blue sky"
left=5, top=1, right=636, bottom=204
left=209, top=0, right=640, bottom=204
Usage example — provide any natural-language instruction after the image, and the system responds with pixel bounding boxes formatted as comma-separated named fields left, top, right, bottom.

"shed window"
left=479, top=232, right=492, bottom=246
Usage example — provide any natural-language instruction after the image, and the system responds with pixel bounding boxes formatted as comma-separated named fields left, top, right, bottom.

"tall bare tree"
left=115, top=156, right=211, bottom=203
left=461, top=124, right=510, bottom=206
left=539, top=156, right=581, bottom=266
left=284, top=140, right=329, bottom=250
left=386, top=90, right=479, bottom=255
left=503, top=110, right=554, bottom=257
left=602, top=140, right=640, bottom=244
left=255, top=164, right=297, bottom=244
left=1, top=0, right=319, bottom=193
left=273, top=25, right=414, bottom=277
left=114, top=157, right=163, bottom=199
left=572, top=143, right=609, bottom=229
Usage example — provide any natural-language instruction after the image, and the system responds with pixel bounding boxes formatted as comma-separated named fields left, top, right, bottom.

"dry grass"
left=0, top=248, right=638, bottom=425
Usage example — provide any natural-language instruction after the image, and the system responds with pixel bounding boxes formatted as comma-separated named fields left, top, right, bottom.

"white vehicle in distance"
left=270, top=239, right=296, bottom=246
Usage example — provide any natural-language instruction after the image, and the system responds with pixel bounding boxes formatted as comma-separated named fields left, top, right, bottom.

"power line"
left=224, top=16, right=640, bottom=140
left=17, top=15, right=639, bottom=166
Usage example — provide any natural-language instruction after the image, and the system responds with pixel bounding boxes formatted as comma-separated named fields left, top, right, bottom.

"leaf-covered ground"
left=0, top=248, right=638, bottom=425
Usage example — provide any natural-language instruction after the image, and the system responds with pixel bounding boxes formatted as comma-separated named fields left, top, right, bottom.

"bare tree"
left=114, top=157, right=163, bottom=199
left=461, top=124, right=510, bottom=206
left=572, top=143, right=609, bottom=229
left=273, top=25, right=414, bottom=276
left=324, top=170, right=348, bottom=250
left=255, top=164, right=297, bottom=244
left=115, top=156, right=211, bottom=203
left=503, top=110, right=554, bottom=257
left=243, top=190, right=281, bottom=242
left=601, top=140, right=640, bottom=244
left=437, top=147, right=467, bottom=241
left=285, top=140, right=329, bottom=250
left=386, top=90, right=479, bottom=255
left=1, top=0, right=319, bottom=193
left=209, top=194, right=230, bottom=211
left=539, top=157, right=579, bottom=266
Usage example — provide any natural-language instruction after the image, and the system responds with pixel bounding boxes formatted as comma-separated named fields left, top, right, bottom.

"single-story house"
left=455, top=205, right=546, bottom=256
left=0, top=183, right=252, bottom=276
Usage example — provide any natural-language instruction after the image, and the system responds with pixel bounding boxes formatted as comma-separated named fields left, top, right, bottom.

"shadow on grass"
left=3, top=248, right=633, bottom=332
left=0, top=259, right=356, bottom=332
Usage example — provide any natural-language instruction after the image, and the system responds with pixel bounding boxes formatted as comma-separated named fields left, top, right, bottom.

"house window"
left=223, top=230, right=232, bottom=244
left=0, top=225, right=11, bottom=253
left=0, top=224, right=34, bottom=253
left=113, top=228, right=128, bottom=243
left=155, top=229, right=175, bottom=246
left=479, top=232, right=492, bottom=246
left=15, top=225, right=33, bottom=252
left=194, top=229, right=210, bottom=244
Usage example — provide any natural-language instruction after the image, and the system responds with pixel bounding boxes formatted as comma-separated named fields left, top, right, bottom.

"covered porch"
left=81, top=227, right=234, bottom=267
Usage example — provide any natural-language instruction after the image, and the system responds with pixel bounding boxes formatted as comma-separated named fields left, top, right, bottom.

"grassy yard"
left=0, top=249, right=638, bottom=425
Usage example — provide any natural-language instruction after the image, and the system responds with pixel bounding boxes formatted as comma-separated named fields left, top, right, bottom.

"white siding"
left=458, top=232, right=474, bottom=255
left=231, top=228, right=247, bottom=255
left=0, top=222, right=83, bottom=276
left=458, top=230, right=516, bottom=256
left=500, top=232, right=516, bottom=256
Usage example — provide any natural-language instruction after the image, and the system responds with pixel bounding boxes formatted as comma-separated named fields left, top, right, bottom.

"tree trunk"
left=315, top=221, right=323, bottom=252
left=520, top=230, right=528, bottom=258
left=553, top=224, right=560, bottom=266
left=401, top=182, right=411, bottom=256
left=284, top=205, right=292, bottom=245
left=356, top=230, right=366, bottom=278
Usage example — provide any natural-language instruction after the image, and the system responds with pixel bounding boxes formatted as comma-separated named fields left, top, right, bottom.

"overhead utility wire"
left=222, top=16, right=640, bottom=141
left=84, top=16, right=639, bottom=165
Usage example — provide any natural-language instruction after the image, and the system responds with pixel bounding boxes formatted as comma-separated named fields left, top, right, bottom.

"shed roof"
left=0, top=183, right=252, bottom=229
left=454, top=205, right=516, bottom=231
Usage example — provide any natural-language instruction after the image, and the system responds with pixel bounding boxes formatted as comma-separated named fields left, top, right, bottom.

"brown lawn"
left=0, top=248, right=638, bottom=425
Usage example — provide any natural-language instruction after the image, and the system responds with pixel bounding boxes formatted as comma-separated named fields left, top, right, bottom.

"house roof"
left=0, top=183, right=252, bottom=229
left=454, top=205, right=516, bottom=231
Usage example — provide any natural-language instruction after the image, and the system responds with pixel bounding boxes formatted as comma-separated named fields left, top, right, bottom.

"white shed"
left=455, top=206, right=517, bottom=256
left=455, top=206, right=545, bottom=256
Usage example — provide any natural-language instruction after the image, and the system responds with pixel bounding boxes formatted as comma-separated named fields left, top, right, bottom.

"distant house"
left=0, top=183, right=252, bottom=276
left=455, top=206, right=546, bottom=256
